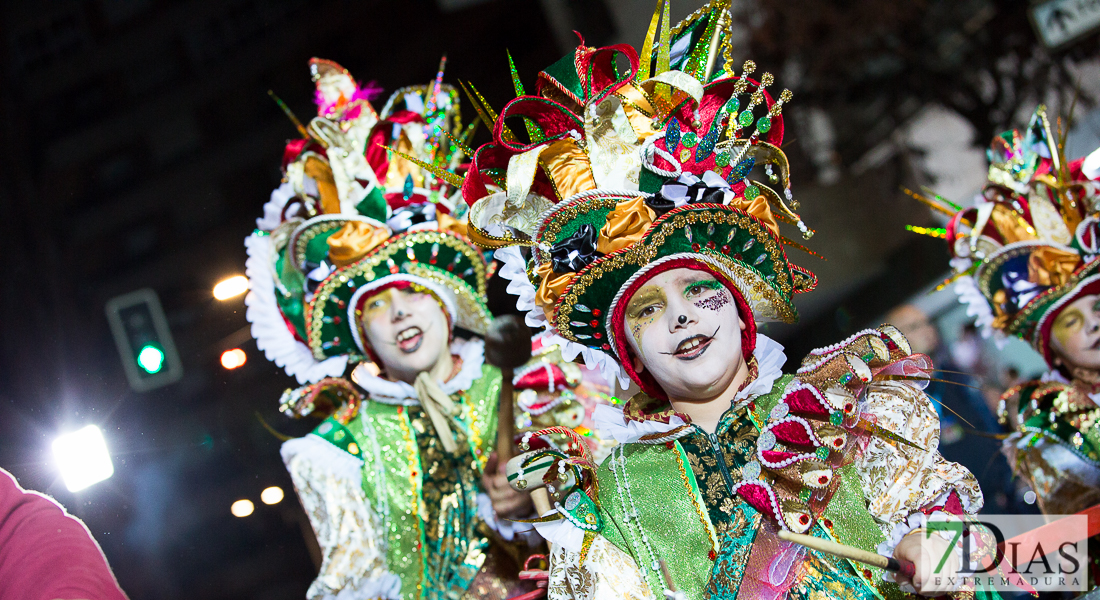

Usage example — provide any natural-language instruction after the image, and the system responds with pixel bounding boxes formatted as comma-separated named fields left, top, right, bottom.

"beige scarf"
left=413, top=371, right=461, bottom=453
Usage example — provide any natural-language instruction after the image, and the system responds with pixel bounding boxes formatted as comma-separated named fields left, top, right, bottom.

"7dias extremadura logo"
left=917, top=513, right=1088, bottom=594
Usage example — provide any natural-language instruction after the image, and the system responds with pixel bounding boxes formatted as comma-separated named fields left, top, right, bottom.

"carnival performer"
left=453, top=3, right=988, bottom=598
left=925, top=107, right=1100, bottom=519
left=243, top=58, right=604, bottom=600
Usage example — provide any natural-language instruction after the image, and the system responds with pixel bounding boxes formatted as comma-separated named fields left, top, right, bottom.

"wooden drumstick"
left=483, top=315, right=532, bottom=466
left=777, top=530, right=916, bottom=578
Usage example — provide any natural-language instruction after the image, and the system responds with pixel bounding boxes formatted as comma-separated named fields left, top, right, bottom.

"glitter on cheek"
left=628, top=315, right=658, bottom=357
left=695, top=290, right=730, bottom=312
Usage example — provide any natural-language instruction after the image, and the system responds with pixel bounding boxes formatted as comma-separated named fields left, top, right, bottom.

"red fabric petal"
left=515, top=364, right=568, bottom=391
left=760, top=450, right=797, bottom=464
left=782, top=387, right=830, bottom=416
left=770, top=420, right=815, bottom=447
left=736, top=482, right=779, bottom=517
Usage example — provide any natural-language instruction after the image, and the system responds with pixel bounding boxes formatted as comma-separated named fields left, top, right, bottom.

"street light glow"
left=220, top=348, right=247, bottom=369
left=260, top=486, right=284, bottom=505
left=53, top=425, right=114, bottom=492
left=137, top=344, right=165, bottom=373
left=213, top=275, right=249, bottom=301
left=231, top=499, right=254, bottom=517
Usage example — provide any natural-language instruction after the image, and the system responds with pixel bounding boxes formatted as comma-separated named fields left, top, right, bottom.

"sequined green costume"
left=542, top=335, right=986, bottom=600
left=282, top=342, right=536, bottom=600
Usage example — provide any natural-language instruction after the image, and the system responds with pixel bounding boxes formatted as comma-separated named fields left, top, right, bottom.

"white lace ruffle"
left=281, top=434, right=365, bottom=483
left=350, top=337, right=486, bottom=403
left=952, top=270, right=1007, bottom=349
left=492, top=245, right=630, bottom=390
left=494, top=246, right=546, bottom=329
left=245, top=232, right=348, bottom=384
left=1038, top=369, right=1100, bottom=405
left=593, top=403, right=688, bottom=444
left=257, top=181, right=297, bottom=231
left=731, top=333, right=786, bottom=410
left=555, top=335, right=631, bottom=392
left=532, top=509, right=587, bottom=552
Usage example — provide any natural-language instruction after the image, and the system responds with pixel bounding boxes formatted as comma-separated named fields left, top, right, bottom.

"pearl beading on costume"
left=610, top=446, right=661, bottom=572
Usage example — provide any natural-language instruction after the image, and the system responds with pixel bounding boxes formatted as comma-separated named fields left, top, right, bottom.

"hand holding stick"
left=776, top=530, right=916, bottom=578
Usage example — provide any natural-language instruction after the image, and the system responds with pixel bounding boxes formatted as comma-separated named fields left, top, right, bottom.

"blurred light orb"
left=231, top=499, right=254, bottom=517
left=53, top=425, right=114, bottom=492
left=137, top=345, right=165, bottom=374
left=221, top=348, right=247, bottom=370
left=260, top=486, right=284, bottom=505
left=213, top=275, right=249, bottom=300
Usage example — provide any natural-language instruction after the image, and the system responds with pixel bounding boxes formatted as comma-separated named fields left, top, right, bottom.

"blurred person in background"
left=0, top=468, right=128, bottom=600
left=928, top=107, right=1100, bottom=521
left=886, top=304, right=1020, bottom=512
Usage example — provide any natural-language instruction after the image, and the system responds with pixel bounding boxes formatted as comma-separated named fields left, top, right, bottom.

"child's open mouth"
left=396, top=326, right=424, bottom=353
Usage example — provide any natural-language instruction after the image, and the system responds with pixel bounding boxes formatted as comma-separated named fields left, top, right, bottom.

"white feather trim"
left=244, top=232, right=348, bottom=384
left=281, top=434, right=364, bottom=483
left=257, top=181, right=297, bottom=231
left=952, top=273, right=1007, bottom=349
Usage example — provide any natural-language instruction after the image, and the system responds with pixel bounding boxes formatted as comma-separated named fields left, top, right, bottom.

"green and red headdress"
left=246, top=58, right=491, bottom=384
left=460, top=29, right=817, bottom=397
left=922, top=106, right=1100, bottom=369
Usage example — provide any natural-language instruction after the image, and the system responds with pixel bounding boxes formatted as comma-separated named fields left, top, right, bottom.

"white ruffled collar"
left=350, top=337, right=486, bottom=404
left=593, top=333, right=786, bottom=443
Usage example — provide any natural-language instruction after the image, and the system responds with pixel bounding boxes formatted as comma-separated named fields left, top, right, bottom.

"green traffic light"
left=137, top=345, right=165, bottom=374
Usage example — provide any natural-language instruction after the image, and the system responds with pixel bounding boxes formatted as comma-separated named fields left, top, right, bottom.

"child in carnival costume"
left=930, top=107, right=1100, bottom=518
left=244, top=58, right=597, bottom=600
left=459, top=4, right=988, bottom=598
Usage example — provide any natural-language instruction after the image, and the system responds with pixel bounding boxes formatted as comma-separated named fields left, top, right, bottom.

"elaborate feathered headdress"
left=916, top=106, right=1100, bottom=366
left=245, top=58, right=491, bottom=384
left=450, top=1, right=818, bottom=394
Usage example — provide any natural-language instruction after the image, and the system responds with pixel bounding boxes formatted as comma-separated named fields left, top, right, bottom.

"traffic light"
left=105, top=288, right=183, bottom=392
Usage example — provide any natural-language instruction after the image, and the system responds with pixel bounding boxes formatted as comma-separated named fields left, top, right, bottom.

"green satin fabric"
left=348, top=365, right=503, bottom=599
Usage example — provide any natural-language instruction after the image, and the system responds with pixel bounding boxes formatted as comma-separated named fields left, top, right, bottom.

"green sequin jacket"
left=542, top=332, right=984, bottom=600
left=281, top=339, right=507, bottom=600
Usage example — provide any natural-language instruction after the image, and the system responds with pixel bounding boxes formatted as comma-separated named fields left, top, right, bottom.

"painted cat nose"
left=677, top=314, right=688, bottom=325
